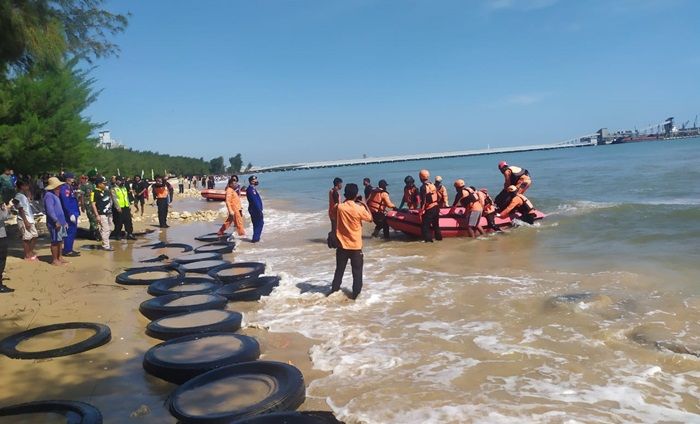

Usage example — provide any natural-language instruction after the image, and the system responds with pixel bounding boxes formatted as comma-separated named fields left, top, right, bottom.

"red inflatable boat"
left=385, top=207, right=545, bottom=238
left=200, top=189, right=246, bottom=201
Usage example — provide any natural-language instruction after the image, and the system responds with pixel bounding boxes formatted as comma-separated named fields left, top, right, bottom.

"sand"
left=0, top=201, right=328, bottom=422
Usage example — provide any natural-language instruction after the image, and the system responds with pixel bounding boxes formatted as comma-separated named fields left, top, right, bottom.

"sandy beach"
left=0, top=198, right=330, bottom=423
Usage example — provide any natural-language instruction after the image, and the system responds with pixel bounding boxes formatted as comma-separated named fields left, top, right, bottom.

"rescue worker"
left=330, top=183, right=372, bottom=300
left=399, top=176, right=420, bottom=210
left=217, top=175, right=246, bottom=238
left=152, top=176, right=170, bottom=228
left=498, top=185, right=537, bottom=224
left=418, top=169, right=442, bottom=242
left=59, top=172, right=81, bottom=256
left=90, top=177, right=114, bottom=251
left=362, top=177, right=373, bottom=200
left=499, top=161, right=531, bottom=194
left=328, top=177, right=343, bottom=232
left=435, top=176, right=449, bottom=207
left=79, top=174, right=99, bottom=239
left=366, top=179, right=396, bottom=240
left=112, top=176, right=135, bottom=240
left=478, top=188, right=501, bottom=232
left=449, top=180, right=483, bottom=238
left=247, top=175, right=264, bottom=243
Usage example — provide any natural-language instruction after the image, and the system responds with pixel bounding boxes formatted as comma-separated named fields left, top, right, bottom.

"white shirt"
left=14, top=192, right=35, bottom=224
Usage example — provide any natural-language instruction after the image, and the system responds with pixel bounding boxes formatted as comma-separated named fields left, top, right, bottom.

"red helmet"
left=498, top=161, right=508, bottom=170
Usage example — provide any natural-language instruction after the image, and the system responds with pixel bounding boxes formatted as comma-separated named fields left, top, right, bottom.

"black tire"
left=231, top=411, right=344, bottom=424
left=0, top=322, right=111, bottom=360
left=194, top=242, right=236, bottom=254
left=139, top=293, right=228, bottom=320
left=171, top=252, right=224, bottom=264
left=156, top=243, right=194, bottom=253
left=195, top=232, right=230, bottom=242
left=143, top=333, right=260, bottom=384
left=208, top=262, right=266, bottom=284
left=140, top=254, right=169, bottom=263
left=146, top=310, right=243, bottom=341
left=0, top=400, right=103, bottom=423
left=177, top=260, right=232, bottom=274
left=167, top=361, right=305, bottom=423
left=116, top=266, right=177, bottom=285
left=217, top=276, right=280, bottom=302
left=141, top=241, right=166, bottom=248
left=148, top=277, right=222, bottom=297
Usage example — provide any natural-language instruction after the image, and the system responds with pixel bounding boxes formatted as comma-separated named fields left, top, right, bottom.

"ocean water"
left=233, top=139, right=700, bottom=423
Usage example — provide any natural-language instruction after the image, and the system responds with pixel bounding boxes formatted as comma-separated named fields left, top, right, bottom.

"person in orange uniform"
left=367, top=179, right=396, bottom=240
left=217, top=175, right=245, bottom=238
left=399, top=175, right=420, bottom=210
left=434, top=176, right=449, bottom=207
left=330, top=183, right=372, bottom=300
left=498, top=185, right=537, bottom=224
left=418, top=169, right=442, bottom=242
left=152, top=176, right=170, bottom=228
left=478, top=188, right=501, bottom=232
left=498, top=161, right=531, bottom=194
left=328, top=177, right=343, bottom=232
left=449, top=180, right=482, bottom=238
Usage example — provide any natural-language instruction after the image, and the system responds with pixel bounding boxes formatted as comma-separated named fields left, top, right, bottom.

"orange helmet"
left=454, top=179, right=465, bottom=188
left=507, top=185, right=518, bottom=192
left=419, top=169, right=430, bottom=181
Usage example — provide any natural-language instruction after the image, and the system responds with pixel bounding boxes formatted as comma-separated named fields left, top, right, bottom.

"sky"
left=86, top=0, right=700, bottom=166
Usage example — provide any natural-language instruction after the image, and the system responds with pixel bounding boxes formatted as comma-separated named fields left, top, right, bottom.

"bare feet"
left=25, top=256, right=38, bottom=262
left=60, top=258, right=70, bottom=264
left=51, top=261, right=64, bottom=266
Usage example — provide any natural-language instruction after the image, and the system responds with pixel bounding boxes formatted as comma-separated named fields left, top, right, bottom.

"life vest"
left=403, top=186, right=419, bottom=209
left=516, top=194, right=534, bottom=215
left=436, top=185, right=448, bottom=207
left=422, top=182, right=438, bottom=210
left=457, top=187, right=478, bottom=208
left=367, top=188, right=387, bottom=213
left=154, top=185, right=169, bottom=199
left=91, top=188, right=112, bottom=215
left=506, top=166, right=529, bottom=185
left=480, top=191, right=496, bottom=214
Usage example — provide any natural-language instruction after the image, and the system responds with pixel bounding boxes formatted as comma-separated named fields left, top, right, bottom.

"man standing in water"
left=330, top=183, right=372, bottom=300
left=247, top=175, right=264, bottom=243
left=418, top=169, right=442, bottom=243
left=328, top=177, right=343, bottom=232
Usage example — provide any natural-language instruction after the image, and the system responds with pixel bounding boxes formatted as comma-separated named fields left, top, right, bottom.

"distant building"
left=98, top=130, right=123, bottom=149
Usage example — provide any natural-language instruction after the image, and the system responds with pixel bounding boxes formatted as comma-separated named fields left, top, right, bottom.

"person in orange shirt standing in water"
left=434, top=175, right=449, bottom=207
left=418, top=169, right=442, bottom=243
left=329, top=183, right=372, bottom=300
left=328, top=177, right=343, bottom=232
left=367, top=179, right=396, bottom=240
left=217, top=175, right=245, bottom=238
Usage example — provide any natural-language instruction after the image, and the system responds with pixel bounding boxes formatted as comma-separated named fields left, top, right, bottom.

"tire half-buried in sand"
left=0, top=400, right=103, bottom=423
left=167, top=361, right=305, bottom=423
left=148, top=277, right=222, bottom=297
left=194, top=242, right=236, bottom=254
left=139, top=293, right=228, bottom=320
left=208, top=262, right=266, bottom=284
left=229, top=411, right=345, bottom=424
left=177, top=260, right=231, bottom=274
left=195, top=232, right=231, bottom=243
left=170, top=252, right=224, bottom=265
left=146, top=310, right=243, bottom=341
left=116, top=266, right=179, bottom=285
left=0, top=322, right=111, bottom=360
left=143, top=333, right=261, bottom=384
left=216, top=276, right=280, bottom=302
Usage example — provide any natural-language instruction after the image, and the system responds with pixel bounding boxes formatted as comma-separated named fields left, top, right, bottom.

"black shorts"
left=135, top=197, right=145, bottom=204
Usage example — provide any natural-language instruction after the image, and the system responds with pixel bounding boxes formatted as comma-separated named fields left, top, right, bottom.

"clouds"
left=485, top=0, right=559, bottom=12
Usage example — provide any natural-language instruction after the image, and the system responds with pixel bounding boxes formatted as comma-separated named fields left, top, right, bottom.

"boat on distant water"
left=385, top=208, right=545, bottom=238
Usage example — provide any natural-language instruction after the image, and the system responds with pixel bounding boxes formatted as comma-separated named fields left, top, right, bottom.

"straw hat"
left=45, top=177, right=65, bottom=191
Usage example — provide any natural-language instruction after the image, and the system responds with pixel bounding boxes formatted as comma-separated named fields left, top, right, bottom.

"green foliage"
left=0, top=60, right=96, bottom=174
left=209, top=156, right=225, bottom=174
left=87, top=147, right=209, bottom=177
left=228, top=153, right=242, bottom=174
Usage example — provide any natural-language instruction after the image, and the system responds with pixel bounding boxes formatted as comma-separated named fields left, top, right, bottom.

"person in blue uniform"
left=246, top=175, right=264, bottom=243
left=59, top=172, right=81, bottom=257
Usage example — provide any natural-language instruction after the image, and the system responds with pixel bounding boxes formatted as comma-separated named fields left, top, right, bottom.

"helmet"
left=498, top=161, right=508, bottom=170
left=404, top=175, right=415, bottom=184
left=435, top=175, right=443, bottom=182
left=419, top=169, right=430, bottom=181
left=454, top=179, right=465, bottom=188
left=507, top=185, right=518, bottom=192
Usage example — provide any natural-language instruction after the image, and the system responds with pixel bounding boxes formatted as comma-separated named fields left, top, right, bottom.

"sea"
left=228, top=139, right=700, bottom=423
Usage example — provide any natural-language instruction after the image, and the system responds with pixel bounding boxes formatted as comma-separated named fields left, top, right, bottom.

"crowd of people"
left=327, top=160, right=537, bottom=300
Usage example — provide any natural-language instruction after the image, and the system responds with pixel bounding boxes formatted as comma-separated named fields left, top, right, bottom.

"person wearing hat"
left=43, top=177, right=69, bottom=265
left=59, top=172, right=81, bottom=257
left=152, top=176, right=170, bottom=228
left=90, top=176, right=114, bottom=250
left=434, top=176, right=449, bottom=207
left=246, top=175, right=264, bottom=242
left=366, top=179, right=396, bottom=240
left=418, top=169, right=442, bottom=243
left=497, top=185, right=537, bottom=224
left=112, top=176, right=135, bottom=240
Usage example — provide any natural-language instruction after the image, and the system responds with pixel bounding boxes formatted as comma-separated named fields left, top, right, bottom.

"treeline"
left=90, top=148, right=210, bottom=177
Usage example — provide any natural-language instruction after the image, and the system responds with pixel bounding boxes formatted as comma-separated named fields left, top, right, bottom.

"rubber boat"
left=385, top=207, right=545, bottom=238
left=200, top=189, right=246, bottom=201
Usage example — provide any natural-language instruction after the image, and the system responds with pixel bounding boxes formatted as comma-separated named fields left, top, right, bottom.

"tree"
left=0, top=0, right=129, bottom=74
left=245, top=162, right=253, bottom=172
left=209, top=156, right=225, bottom=174
left=228, top=153, right=243, bottom=174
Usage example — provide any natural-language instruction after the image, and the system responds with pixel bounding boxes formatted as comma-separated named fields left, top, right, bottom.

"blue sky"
left=86, top=0, right=700, bottom=166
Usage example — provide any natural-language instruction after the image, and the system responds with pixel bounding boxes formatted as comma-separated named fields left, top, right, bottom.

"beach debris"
left=129, top=404, right=151, bottom=418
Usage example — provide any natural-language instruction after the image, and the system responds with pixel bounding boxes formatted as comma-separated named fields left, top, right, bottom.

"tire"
left=194, top=242, right=236, bottom=255
left=208, top=262, right=266, bottom=284
left=171, top=252, right=224, bottom=264
left=148, top=277, right=222, bottom=297
left=141, top=241, right=166, bottom=248
left=139, top=293, right=228, bottom=321
left=0, top=322, right=111, bottom=360
left=140, top=254, right=169, bottom=263
left=0, top=400, right=103, bottom=423
left=143, top=333, right=260, bottom=384
left=167, top=361, right=305, bottom=423
left=195, top=232, right=231, bottom=242
left=230, top=411, right=344, bottom=424
left=116, top=266, right=177, bottom=285
left=217, top=276, right=280, bottom=302
left=177, top=260, right=231, bottom=274
left=146, top=310, right=243, bottom=341
left=156, top=243, right=194, bottom=253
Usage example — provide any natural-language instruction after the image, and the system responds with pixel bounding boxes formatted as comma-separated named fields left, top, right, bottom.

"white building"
left=98, top=130, right=123, bottom=149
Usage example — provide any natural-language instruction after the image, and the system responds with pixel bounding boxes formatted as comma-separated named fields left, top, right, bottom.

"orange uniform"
left=402, top=186, right=420, bottom=210
left=436, top=184, right=449, bottom=207
left=420, top=182, right=439, bottom=211
left=367, top=189, right=395, bottom=213
left=500, top=193, right=535, bottom=217
left=335, top=200, right=372, bottom=250
left=218, top=186, right=245, bottom=236
left=153, top=185, right=169, bottom=199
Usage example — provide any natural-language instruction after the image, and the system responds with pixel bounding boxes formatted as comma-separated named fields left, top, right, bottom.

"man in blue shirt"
left=59, top=172, right=81, bottom=257
left=246, top=175, right=264, bottom=243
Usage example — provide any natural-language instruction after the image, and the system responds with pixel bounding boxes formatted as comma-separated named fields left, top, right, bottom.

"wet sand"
left=0, top=200, right=328, bottom=422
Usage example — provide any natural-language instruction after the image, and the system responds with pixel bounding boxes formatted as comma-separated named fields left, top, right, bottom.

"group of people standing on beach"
left=217, top=175, right=264, bottom=243
left=326, top=160, right=536, bottom=300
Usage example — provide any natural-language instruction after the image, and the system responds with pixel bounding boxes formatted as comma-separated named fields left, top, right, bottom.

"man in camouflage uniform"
left=79, top=172, right=99, bottom=240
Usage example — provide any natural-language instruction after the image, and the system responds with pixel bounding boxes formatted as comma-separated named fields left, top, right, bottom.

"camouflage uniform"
left=79, top=181, right=98, bottom=234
